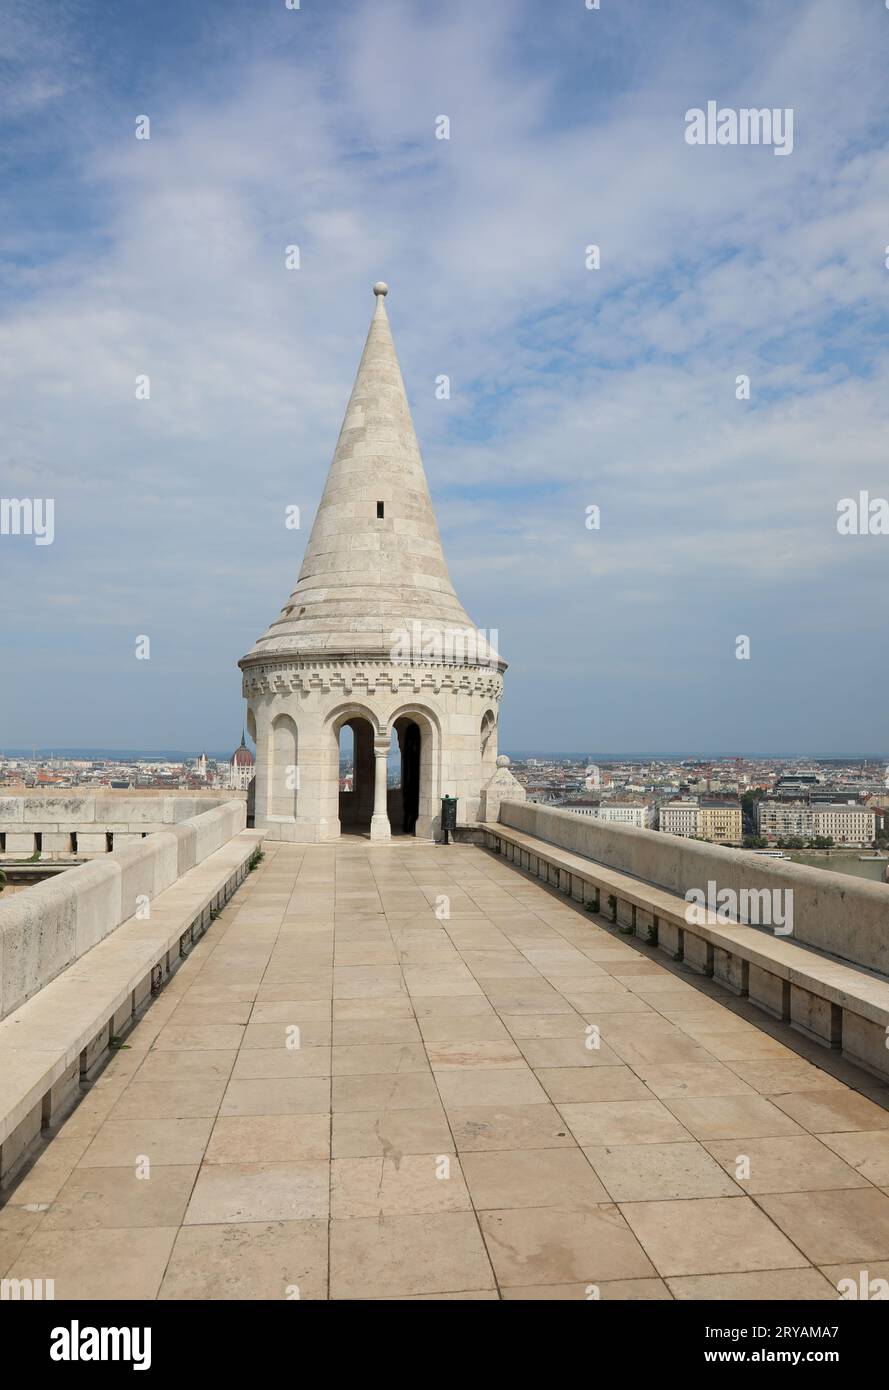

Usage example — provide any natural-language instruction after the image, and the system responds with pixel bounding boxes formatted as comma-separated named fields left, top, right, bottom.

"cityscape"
left=4, top=751, right=889, bottom=867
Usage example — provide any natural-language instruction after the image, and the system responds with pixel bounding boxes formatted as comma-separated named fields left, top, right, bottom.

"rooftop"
left=5, top=837, right=889, bottom=1299
left=240, top=285, right=499, bottom=670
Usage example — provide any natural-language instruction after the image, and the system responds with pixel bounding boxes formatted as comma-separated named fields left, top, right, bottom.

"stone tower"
left=238, top=283, right=510, bottom=842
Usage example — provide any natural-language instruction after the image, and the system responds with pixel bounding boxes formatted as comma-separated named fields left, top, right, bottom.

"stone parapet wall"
left=0, top=799, right=246, bottom=1019
left=0, top=823, right=260, bottom=1187
left=498, top=800, right=889, bottom=977
left=486, top=818, right=889, bottom=1087
left=0, top=793, right=240, bottom=859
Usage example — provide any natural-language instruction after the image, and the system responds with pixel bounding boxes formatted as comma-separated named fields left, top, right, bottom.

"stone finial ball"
left=373, top=281, right=389, bottom=297
left=496, top=755, right=510, bottom=768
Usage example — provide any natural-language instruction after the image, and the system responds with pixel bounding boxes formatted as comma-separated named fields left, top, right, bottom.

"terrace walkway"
left=4, top=839, right=889, bottom=1300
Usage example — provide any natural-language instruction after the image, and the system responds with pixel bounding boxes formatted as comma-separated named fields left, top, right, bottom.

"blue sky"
left=1, top=0, right=888, bottom=755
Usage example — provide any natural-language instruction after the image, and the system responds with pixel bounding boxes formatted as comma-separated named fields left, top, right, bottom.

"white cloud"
left=0, top=0, right=887, bottom=750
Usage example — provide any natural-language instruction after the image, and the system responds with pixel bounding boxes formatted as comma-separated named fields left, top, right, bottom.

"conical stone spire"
left=241, top=283, right=501, bottom=670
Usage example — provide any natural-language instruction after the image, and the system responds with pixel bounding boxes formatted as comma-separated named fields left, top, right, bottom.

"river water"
left=789, top=853, right=889, bottom=885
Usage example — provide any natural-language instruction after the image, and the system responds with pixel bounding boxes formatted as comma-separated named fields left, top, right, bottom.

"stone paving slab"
left=3, top=838, right=889, bottom=1300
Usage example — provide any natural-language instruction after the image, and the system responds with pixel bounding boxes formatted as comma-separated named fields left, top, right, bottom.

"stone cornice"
left=240, top=646, right=507, bottom=676
left=240, top=658, right=505, bottom=700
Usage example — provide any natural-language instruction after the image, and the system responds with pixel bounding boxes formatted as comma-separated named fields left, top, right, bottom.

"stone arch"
left=386, top=703, right=441, bottom=839
left=268, top=713, right=298, bottom=821
left=322, top=702, right=383, bottom=837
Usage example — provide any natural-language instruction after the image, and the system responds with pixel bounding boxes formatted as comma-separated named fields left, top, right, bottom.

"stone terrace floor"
left=4, top=838, right=889, bottom=1300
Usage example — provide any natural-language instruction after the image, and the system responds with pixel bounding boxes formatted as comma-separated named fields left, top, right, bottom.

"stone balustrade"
left=0, top=799, right=247, bottom=1020
left=485, top=802, right=889, bottom=1086
left=0, top=792, right=239, bottom=859
left=497, top=799, right=889, bottom=976
left=0, top=800, right=260, bottom=1186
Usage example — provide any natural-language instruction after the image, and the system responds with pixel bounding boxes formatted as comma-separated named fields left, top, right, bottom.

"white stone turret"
left=238, top=284, right=510, bottom=842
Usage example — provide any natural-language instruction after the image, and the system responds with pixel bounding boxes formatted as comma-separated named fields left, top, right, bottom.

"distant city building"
left=774, top=774, right=820, bottom=798
left=688, top=777, right=739, bottom=796
left=812, top=805, right=875, bottom=846
left=659, top=798, right=742, bottom=844
left=659, top=800, right=700, bottom=838
left=758, top=801, right=814, bottom=840
left=526, top=787, right=559, bottom=804
left=698, top=800, right=743, bottom=845
left=229, top=732, right=255, bottom=791
left=758, top=800, right=875, bottom=845
left=566, top=800, right=653, bottom=828
left=584, top=764, right=601, bottom=791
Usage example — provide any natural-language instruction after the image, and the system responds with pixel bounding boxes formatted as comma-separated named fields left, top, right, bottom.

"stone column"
left=250, top=699, right=272, bottom=828
left=371, top=737, right=392, bottom=841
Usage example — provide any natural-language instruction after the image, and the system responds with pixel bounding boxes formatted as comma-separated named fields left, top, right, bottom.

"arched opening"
left=269, top=713, right=298, bottom=820
left=337, top=715, right=376, bottom=834
left=390, top=720, right=421, bottom=834
left=402, top=721, right=422, bottom=833
left=390, top=709, right=438, bottom=838
left=245, top=708, right=257, bottom=828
